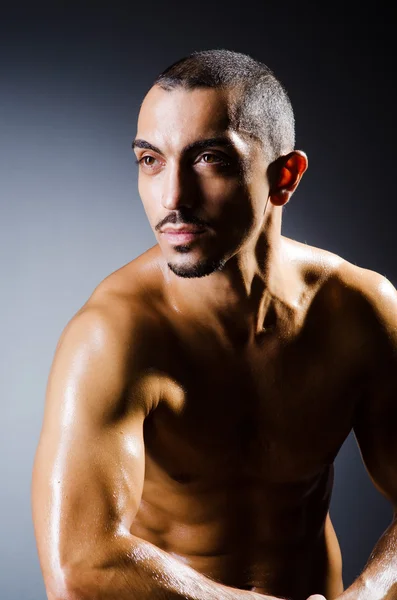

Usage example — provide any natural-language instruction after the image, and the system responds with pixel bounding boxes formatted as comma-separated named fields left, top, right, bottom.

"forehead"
left=136, top=85, right=250, bottom=154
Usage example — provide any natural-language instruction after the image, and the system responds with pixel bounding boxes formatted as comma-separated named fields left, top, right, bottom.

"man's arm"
left=31, top=292, right=278, bottom=600
left=336, top=270, right=397, bottom=600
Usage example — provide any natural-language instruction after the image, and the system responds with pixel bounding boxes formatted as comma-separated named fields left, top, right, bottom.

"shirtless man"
left=31, top=49, right=397, bottom=600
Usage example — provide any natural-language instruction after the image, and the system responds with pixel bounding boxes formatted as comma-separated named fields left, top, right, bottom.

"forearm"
left=337, top=514, right=397, bottom=600
left=63, top=534, right=279, bottom=600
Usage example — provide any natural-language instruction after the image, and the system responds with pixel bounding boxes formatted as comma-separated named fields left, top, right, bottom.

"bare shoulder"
left=336, top=257, right=396, bottom=306
left=288, top=237, right=397, bottom=354
left=336, top=257, right=397, bottom=344
left=87, top=244, right=160, bottom=299
left=285, top=236, right=396, bottom=306
left=284, top=236, right=397, bottom=341
left=283, top=237, right=345, bottom=283
left=81, top=245, right=165, bottom=327
left=51, top=247, right=167, bottom=420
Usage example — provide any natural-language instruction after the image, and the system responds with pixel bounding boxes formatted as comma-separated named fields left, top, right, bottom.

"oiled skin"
left=31, top=76, right=397, bottom=600
left=32, top=234, right=396, bottom=600
left=130, top=243, right=350, bottom=599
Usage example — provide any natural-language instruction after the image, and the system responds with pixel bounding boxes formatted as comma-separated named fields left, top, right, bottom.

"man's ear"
left=267, top=150, right=308, bottom=207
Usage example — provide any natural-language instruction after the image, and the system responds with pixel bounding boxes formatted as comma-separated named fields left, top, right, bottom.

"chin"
left=166, top=251, right=227, bottom=279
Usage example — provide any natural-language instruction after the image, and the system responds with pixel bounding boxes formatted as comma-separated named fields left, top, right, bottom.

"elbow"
left=46, top=556, right=142, bottom=600
left=43, top=535, right=148, bottom=600
left=44, top=567, right=90, bottom=600
left=43, top=564, right=107, bottom=600
left=47, top=566, right=110, bottom=600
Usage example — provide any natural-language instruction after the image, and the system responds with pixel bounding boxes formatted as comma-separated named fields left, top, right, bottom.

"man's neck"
left=157, top=223, right=297, bottom=345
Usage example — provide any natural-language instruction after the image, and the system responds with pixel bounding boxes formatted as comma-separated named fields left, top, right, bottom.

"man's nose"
left=161, top=163, right=194, bottom=211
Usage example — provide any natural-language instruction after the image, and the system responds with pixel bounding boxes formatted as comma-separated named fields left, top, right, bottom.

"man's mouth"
left=161, top=228, right=207, bottom=244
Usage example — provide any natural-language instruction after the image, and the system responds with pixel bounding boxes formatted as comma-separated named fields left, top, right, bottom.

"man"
left=31, top=49, right=397, bottom=600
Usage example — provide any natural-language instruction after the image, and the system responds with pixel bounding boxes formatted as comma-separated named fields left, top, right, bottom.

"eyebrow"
left=131, top=136, right=236, bottom=156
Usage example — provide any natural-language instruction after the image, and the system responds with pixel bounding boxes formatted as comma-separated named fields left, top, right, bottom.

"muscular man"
left=32, top=50, right=397, bottom=600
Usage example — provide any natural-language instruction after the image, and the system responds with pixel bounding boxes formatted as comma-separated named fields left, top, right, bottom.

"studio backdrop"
left=0, top=4, right=395, bottom=599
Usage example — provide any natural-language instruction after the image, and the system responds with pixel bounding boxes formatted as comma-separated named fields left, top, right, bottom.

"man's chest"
left=143, top=328, right=364, bottom=485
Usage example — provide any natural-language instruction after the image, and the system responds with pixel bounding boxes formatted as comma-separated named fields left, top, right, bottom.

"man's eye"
left=139, top=156, right=157, bottom=167
left=200, top=153, right=229, bottom=166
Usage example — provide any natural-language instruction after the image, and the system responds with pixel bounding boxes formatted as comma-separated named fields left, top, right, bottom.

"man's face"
left=133, top=85, right=270, bottom=278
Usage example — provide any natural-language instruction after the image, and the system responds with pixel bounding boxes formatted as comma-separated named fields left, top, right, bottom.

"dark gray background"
left=1, top=2, right=395, bottom=598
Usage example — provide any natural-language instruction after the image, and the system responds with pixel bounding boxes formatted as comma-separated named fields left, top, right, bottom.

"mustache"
left=156, top=211, right=209, bottom=231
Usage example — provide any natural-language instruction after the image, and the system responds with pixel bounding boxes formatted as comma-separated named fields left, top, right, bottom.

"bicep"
left=352, top=274, right=397, bottom=507
left=32, top=306, right=148, bottom=597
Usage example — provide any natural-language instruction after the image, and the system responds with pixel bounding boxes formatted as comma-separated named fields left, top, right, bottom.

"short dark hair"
left=152, top=49, right=295, bottom=162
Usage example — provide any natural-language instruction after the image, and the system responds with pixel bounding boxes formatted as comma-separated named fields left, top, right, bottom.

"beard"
left=166, top=245, right=227, bottom=278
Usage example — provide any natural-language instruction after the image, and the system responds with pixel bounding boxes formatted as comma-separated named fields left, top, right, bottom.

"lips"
left=161, top=226, right=206, bottom=234
left=161, top=228, right=207, bottom=244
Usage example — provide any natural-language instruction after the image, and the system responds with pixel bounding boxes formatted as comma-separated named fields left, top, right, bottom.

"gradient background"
left=1, top=3, right=396, bottom=599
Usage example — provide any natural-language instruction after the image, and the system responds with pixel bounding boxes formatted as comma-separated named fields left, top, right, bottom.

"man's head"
left=133, top=49, right=307, bottom=279
left=154, top=49, right=295, bottom=163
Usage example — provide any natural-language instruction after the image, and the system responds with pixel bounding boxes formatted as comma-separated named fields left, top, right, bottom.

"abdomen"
left=130, top=463, right=343, bottom=599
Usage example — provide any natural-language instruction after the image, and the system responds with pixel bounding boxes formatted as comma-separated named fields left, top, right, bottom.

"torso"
left=99, top=237, right=373, bottom=600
